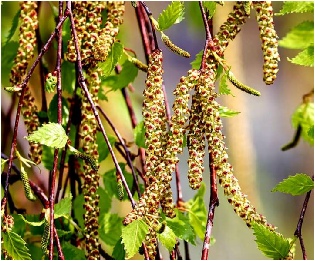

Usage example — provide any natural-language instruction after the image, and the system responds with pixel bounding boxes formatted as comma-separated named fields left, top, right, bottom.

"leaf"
left=61, top=61, right=75, bottom=93
left=2, top=231, right=32, bottom=260
left=62, top=241, right=85, bottom=260
left=272, top=173, right=314, bottom=196
left=288, top=45, right=314, bottom=67
left=73, top=194, right=84, bottom=229
left=1, top=41, right=19, bottom=85
left=291, top=102, right=314, bottom=145
left=54, top=195, right=72, bottom=219
left=252, top=222, right=291, bottom=259
left=102, top=60, right=138, bottom=91
left=25, top=122, right=68, bottom=149
left=1, top=158, right=8, bottom=173
left=187, top=182, right=207, bottom=240
left=18, top=214, right=45, bottom=227
left=5, top=9, right=21, bottom=45
left=219, top=73, right=234, bottom=96
left=99, top=42, right=124, bottom=77
left=218, top=106, right=240, bottom=118
left=166, top=209, right=196, bottom=245
left=41, top=144, right=70, bottom=171
left=121, top=219, right=149, bottom=259
left=134, top=121, right=146, bottom=148
left=48, top=94, right=70, bottom=126
left=99, top=213, right=123, bottom=246
left=308, top=125, right=314, bottom=139
left=279, top=21, right=314, bottom=50
left=112, top=238, right=126, bottom=260
left=190, top=49, right=203, bottom=69
left=96, top=131, right=116, bottom=162
left=202, top=2, right=216, bottom=19
left=157, top=225, right=177, bottom=251
left=158, top=1, right=185, bottom=31
left=98, top=187, right=112, bottom=216
left=276, top=1, right=314, bottom=15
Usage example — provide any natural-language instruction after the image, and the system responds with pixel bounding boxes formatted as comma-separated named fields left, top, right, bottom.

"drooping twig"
left=294, top=175, right=313, bottom=260
left=201, top=152, right=219, bottom=260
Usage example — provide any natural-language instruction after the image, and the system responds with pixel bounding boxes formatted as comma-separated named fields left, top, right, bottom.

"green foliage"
left=272, top=173, right=314, bottom=196
left=279, top=21, right=314, bottom=50
left=252, top=222, right=291, bottom=260
left=134, top=120, right=147, bottom=148
left=54, top=195, right=72, bottom=219
left=4, top=9, right=20, bottom=45
left=202, top=2, right=216, bottom=19
left=25, top=123, right=68, bottom=149
left=157, top=1, right=185, bottom=31
left=291, top=102, right=314, bottom=145
left=61, top=241, right=85, bottom=260
left=218, top=106, right=240, bottom=118
left=99, top=42, right=124, bottom=77
left=48, top=94, right=69, bottom=126
left=1, top=41, right=19, bottom=85
left=61, top=61, right=75, bottom=93
left=190, top=49, right=203, bottom=69
left=218, top=72, right=234, bottom=96
left=186, top=182, right=207, bottom=240
left=157, top=225, right=177, bottom=251
left=276, top=1, right=314, bottom=15
left=2, top=231, right=32, bottom=260
left=18, top=214, right=45, bottom=227
left=121, top=218, right=149, bottom=259
left=99, top=213, right=124, bottom=246
left=112, top=238, right=126, bottom=260
left=288, top=44, right=314, bottom=67
left=308, top=125, right=314, bottom=139
left=96, top=131, right=116, bottom=162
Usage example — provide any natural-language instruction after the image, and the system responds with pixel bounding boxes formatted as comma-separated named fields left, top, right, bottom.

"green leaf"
left=48, top=94, right=69, bottom=126
left=279, top=21, right=314, bottom=50
left=54, top=195, right=72, bottom=219
left=61, top=61, right=75, bottom=93
left=202, top=2, right=216, bottom=19
left=99, top=42, right=124, bottom=77
left=5, top=9, right=21, bottom=45
left=99, top=213, right=123, bottom=246
left=252, top=222, right=291, bottom=259
left=25, top=122, right=68, bottom=149
left=218, top=106, right=240, bottom=118
left=1, top=158, right=8, bottom=173
left=308, top=125, right=314, bottom=139
left=187, top=182, right=207, bottom=240
left=166, top=209, right=196, bottom=245
left=1, top=41, right=19, bottom=85
left=190, top=49, right=203, bottom=69
left=158, top=1, right=185, bottom=31
left=288, top=45, right=314, bottom=67
left=2, top=231, right=31, bottom=260
left=112, top=238, right=126, bottom=260
left=219, top=73, right=234, bottom=96
left=276, top=1, right=314, bottom=15
left=62, top=241, right=85, bottom=260
left=96, top=131, right=116, bottom=162
left=18, top=214, right=45, bottom=227
left=73, top=194, right=84, bottom=229
left=121, top=218, right=149, bottom=259
left=41, top=144, right=70, bottom=171
left=102, top=60, right=138, bottom=91
left=98, top=187, right=112, bottom=216
left=272, top=173, right=314, bottom=196
left=134, top=121, right=146, bottom=148
left=291, top=102, right=314, bottom=145
left=157, top=225, right=177, bottom=251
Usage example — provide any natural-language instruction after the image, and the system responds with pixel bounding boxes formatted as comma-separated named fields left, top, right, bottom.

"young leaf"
left=5, top=9, right=21, bottom=45
left=61, top=61, right=75, bottom=93
left=186, top=182, right=207, bottom=240
left=158, top=1, right=185, bottom=31
left=219, top=73, right=234, bottom=96
left=276, top=1, right=314, bottom=16
left=218, top=106, right=240, bottom=118
left=96, top=131, right=116, bottom=162
left=190, top=49, right=203, bottom=69
left=1, top=41, right=19, bottom=85
left=73, top=194, right=85, bottom=229
left=99, top=213, right=124, bottom=246
left=54, top=194, right=72, bottom=219
left=288, top=44, right=314, bottom=67
left=279, top=21, right=314, bottom=50
left=166, top=209, right=196, bottom=245
left=134, top=121, right=146, bottom=148
left=291, top=102, right=314, bottom=145
left=112, top=238, right=126, bottom=260
left=2, top=231, right=32, bottom=260
left=25, top=122, right=68, bottom=149
left=202, top=2, right=216, bottom=19
left=157, top=225, right=177, bottom=251
left=121, top=218, right=149, bottom=259
left=1, top=158, right=8, bottom=173
left=18, top=214, right=45, bottom=227
left=48, top=94, right=69, bottom=126
left=62, top=241, right=85, bottom=260
left=272, top=173, right=314, bottom=196
left=99, top=42, right=124, bottom=77
left=252, top=222, right=291, bottom=259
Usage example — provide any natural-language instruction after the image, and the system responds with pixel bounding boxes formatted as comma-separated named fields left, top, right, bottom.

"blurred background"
left=1, top=2, right=314, bottom=260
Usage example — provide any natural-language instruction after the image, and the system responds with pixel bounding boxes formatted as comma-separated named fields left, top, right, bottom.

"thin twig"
left=184, top=241, right=190, bottom=260
left=294, top=176, right=313, bottom=260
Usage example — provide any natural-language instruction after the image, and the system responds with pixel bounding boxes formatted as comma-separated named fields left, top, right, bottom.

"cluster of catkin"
left=9, top=1, right=42, bottom=164
left=65, top=2, right=125, bottom=259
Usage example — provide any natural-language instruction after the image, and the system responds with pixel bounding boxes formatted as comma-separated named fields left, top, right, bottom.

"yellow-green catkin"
left=9, top=1, right=42, bottom=165
left=253, top=1, right=280, bottom=85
